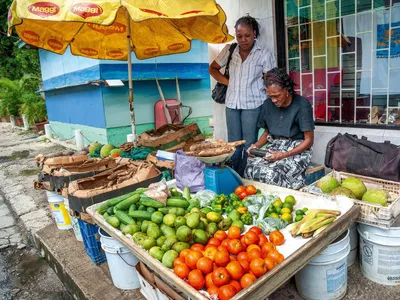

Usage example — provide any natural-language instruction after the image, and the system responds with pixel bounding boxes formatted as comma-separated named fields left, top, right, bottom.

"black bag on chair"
left=211, top=43, right=237, bottom=104
left=325, top=133, right=400, bottom=182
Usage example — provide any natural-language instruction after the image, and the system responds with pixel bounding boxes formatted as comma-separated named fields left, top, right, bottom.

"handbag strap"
left=224, top=43, right=238, bottom=78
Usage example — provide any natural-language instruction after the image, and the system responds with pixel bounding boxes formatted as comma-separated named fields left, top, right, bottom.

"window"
left=285, top=0, right=400, bottom=125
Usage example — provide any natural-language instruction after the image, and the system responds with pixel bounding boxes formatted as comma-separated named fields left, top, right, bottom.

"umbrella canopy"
left=8, top=0, right=233, bottom=144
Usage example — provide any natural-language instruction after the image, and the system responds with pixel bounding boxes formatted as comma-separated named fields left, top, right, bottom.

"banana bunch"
left=289, top=209, right=341, bottom=238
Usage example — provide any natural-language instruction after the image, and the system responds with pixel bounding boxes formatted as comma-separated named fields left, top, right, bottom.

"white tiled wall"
left=312, top=126, right=400, bottom=165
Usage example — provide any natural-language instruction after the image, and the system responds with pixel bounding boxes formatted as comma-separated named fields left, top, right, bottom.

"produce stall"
left=86, top=179, right=360, bottom=300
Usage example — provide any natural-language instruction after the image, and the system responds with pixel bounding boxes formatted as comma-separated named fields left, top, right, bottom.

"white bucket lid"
left=358, top=221, right=400, bottom=246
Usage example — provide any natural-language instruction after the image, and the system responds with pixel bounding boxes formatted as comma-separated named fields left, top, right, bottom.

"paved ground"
left=0, top=122, right=399, bottom=300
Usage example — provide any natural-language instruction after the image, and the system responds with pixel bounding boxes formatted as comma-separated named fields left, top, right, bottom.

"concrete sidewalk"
left=0, top=123, right=399, bottom=300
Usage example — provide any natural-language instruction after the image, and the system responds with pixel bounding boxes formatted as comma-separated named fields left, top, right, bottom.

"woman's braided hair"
left=265, top=67, right=297, bottom=95
left=234, top=15, right=260, bottom=38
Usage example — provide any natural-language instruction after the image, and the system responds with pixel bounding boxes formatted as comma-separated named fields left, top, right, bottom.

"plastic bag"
left=175, top=150, right=205, bottom=193
left=192, top=189, right=217, bottom=208
left=243, top=194, right=277, bottom=216
left=256, top=217, right=288, bottom=235
left=144, top=178, right=169, bottom=205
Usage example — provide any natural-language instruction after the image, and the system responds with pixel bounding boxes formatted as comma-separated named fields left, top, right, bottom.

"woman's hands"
left=246, top=144, right=258, bottom=155
left=264, top=150, right=289, bottom=162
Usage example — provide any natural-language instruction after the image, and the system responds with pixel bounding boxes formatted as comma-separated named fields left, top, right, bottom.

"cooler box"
left=204, top=166, right=243, bottom=195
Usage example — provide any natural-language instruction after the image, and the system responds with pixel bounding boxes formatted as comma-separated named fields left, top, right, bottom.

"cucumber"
left=115, top=193, right=141, bottom=211
left=140, top=196, right=165, bottom=208
left=120, top=223, right=127, bottom=231
left=96, top=202, right=109, bottom=214
left=113, top=206, right=119, bottom=214
left=103, top=212, right=110, bottom=219
left=128, top=204, right=137, bottom=216
left=166, top=198, right=190, bottom=208
left=158, top=207, right=170, bottom=214
left=106, top=216, right=120, bottom=228
left=129, top=211, right=152, bottom=221
left=147, top=207, right=156, bottom=214
left=138, top=205, right=146, bottom=211
left=106, top=192, right=136, bottom=207
left=107, top=206, right=114, bottom=215
left=115, top=210, right=135, bottom=225
left=183, top=186, right=191, bottom=201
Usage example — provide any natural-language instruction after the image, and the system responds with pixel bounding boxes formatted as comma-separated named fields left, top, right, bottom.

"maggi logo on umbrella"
left=80, top=48, right=98, bottom=56
left=106, top=50, right=124, bottom=58
left=168, top=43, right=184, bottom=51
left=48, top=39, right=63, bottom=50
left=71, top=2, right=103, bottom=19
left=87, top=22, right=126, bottom=35
left=28, top=2, right=60, bottom=18
left=144, top=48, right=160, bottom=56
left=22, top=30, right=40, bottom=43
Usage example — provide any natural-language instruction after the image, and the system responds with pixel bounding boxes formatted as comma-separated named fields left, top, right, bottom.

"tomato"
left=246, top=185, right=257, bottom=195
left=214, top=249, right=231, bottom=267
left=204, top=246, right=218, bottom=261
left=174, top=263, right=190, bottom=279
left=227, top=226, right=241, bottom=239
left=221, top=239, right=230, bottom=249
left=205, top=272, right=216, bottom=288
left=240, top=273, right=256, bottom=289
left=258, top=234, right=269, bottom=247
left=250, top=257, right=267, bottom=277
left=238, top=258, right=250, bottom=273
left=234, top=186, right=246, bottom=195
left=230, top=256, right=236, bottom=262
left=226, top=261, right=244, bottom=280
left=212, top=267, right=231, bottom=287
left=266, top=250, right=284, bottom=264
left=191, top=243, right=205, bottom=252
left=180, top=248, right=192, bottom=259
left=264, top=257, right=277, bottom=271
left=218, top=284, right=237, bottom=300
left=269, top=230, right=285, bottom=246
left=207, top=286, right=220, bottom=296
left=227, top=239, right=244, bottom=255
left=185, top=250, right=203, bottom=269
left=247, top=249, right=263, bottom=262
left=218, top=245, right=228, bottom=252
left=174, top=256, right=186, bottom=267
left=208, top=238, right=221, bottom=247
left=229, top=280, right=242, bottom=293
left=248, top=226, right=262, bottom=235
left=196, top=257, right=213, bottom=275
left=236, top=252, right=248, bottom=262
left=244, top=231, right=260, bottom=246
left=261, top=242, right=276, bottom=258
left=246, top=244, right=261, bottom=253
left=188, top=269, right=205, bottom=290
left=214, top=230, right=227, bottom=241
left=239, top=191, right=248, bottom=200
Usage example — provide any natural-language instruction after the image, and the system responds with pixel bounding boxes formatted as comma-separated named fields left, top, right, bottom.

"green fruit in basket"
left=282, top=202, right=293, bottom=210
left=160, top=224, right=176, bottom=237
left=163, top=214, right=177, bottom=227
left=341, top=177, right=367, bottom=200
left=284, top=195, right=296, bottom=206
left=162, top=250, right=179, bottom=268
left=228, top=210, right=241, bottom=222
left=275, top=207, right=282, bottom=215
left=330, top=187, right=356, bottom=199
left=273, top=199, right=283, bottom=209
left=142, top=237, right=157, bottom=250
left=122, top=224, right=140, bottom=236
left=362, top=189, right=388, bottom=206
left=157, top=236, right=167, bottom=247
left=296, top=209, right=305, bottom=216
left=141, top=220, right=152, bottom=232
left=174, top=216, right=187, bottom=228
left=151, top=211, right=164, bottom=224
left=176, top=225, right=192, bottom=242
left=218, top=217, right=232, bottom=231
left=281, top=213, right=293, bottom=224
left=149, top=246, right=165, bottom=262
left=302, top=208, right=309, bottom=213
left=269, top=213, right=280, bottom=219
left=193, top=229, right=208, bottom=245
left=232, top=220, right=245, bottom=233
left=161, top=236, right=178, bottom=252
left=169, top=207, right=186, bottom=216
left=186, top=213, right=200, bottom=229
left=295, top=215, right=304, bottom=222
left=316, top=175, right=340, bottom=193
left=267, top=205, right=276, bottom=214
left=147, top=223, right=162, bottom=239
left=197, top=220, right=206, bottom=230
left=172, top=242, right=190, bottom=254
left=206, top=222, right=218, bottom=236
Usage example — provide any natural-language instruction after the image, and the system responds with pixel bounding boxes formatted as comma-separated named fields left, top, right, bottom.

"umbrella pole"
left=126, top=9, right=137, bottom=147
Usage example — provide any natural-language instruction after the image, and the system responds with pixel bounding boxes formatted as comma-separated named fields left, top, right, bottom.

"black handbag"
left=211, top=43, right=237, bottom=104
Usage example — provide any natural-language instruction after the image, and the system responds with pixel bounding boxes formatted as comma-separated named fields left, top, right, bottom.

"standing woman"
left=209, top=15, right=275, bottom=176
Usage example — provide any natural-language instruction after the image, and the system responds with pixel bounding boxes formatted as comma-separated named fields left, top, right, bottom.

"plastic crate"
left=301, top=171, right=400, bottom=228
left=78, top=219, right=107, bottom=264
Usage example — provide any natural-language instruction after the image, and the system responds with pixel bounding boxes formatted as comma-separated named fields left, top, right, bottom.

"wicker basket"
left=301, top=171, right=400, bottom=228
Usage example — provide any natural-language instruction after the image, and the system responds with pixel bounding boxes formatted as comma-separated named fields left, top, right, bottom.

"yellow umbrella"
left=8, top=0, right=233, bottom=144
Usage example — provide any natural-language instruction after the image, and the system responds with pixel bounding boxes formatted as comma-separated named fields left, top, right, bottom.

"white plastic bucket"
left=99, top=229, right=140, bottom=290
left=358, top=221, right=400, bottom=286
left=63, top=198, right=82, bottom=241
left=295, top=230, right=350, bottom=300
left=348, top=223, right=358, bottom=267
left=46, top=191, right=72, bottom=230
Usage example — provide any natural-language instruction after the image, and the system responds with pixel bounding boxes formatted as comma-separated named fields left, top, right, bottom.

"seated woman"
left=245, top=68, right=315, bottom=189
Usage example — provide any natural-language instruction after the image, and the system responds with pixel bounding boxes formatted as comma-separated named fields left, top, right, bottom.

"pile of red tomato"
left=173, top=226, right=285, bottom=300
left=234, top=184, right=257, bottom=200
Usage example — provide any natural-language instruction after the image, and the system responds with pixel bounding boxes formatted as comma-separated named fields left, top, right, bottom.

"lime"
left=285, top=195, right=296, bottom=206
left=282, top=202, right=293, bottom=210
left=273, top=199, right=283, bottom=209
left=267, top=205, right=276, bottom=214
left=281, top=213, right=293, bottom=224
left=295, top=215, right=304, bottom=222
left=281, top=207, right=292, bottom=215
left=295, top=209, right=305, bottom=216
left=302, top=207, right=309, bottom=213
left=269, top=213, right=280, bottom=219
left=275, top=207, right=282, bottom=215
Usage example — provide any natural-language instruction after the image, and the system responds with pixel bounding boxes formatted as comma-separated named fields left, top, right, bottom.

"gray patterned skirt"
left=244, top=137, right=313, bottom=190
